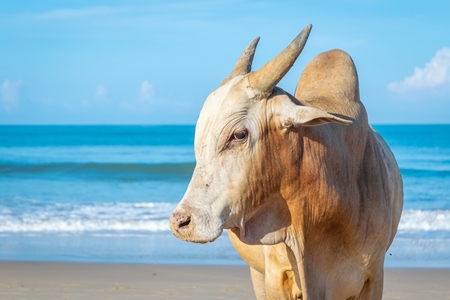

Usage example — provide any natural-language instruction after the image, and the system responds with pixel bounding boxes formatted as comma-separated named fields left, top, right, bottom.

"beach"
left=0, top=262, right=449, bottom=300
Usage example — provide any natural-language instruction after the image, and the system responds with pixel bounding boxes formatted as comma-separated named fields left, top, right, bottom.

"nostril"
left=171, top=213, right=191, bottom=230
left=178, top=215, right=191, bottom=228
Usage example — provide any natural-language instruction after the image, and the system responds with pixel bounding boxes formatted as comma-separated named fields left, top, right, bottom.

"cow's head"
left=169, top=24, right=351, bottom=244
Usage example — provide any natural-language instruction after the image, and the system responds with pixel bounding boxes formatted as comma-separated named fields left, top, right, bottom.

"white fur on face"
left=171, top=76, right=263, bottom=243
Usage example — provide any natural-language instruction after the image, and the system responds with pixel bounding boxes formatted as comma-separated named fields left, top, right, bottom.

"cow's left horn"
left=222, top=36, right=260, bottom=85
left=249, top=24, right=312, bottom=94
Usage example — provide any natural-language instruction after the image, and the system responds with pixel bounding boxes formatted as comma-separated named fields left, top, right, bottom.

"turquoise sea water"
left=0, top=125, right=449, bottom=267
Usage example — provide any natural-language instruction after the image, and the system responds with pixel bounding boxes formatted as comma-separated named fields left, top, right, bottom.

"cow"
left=169, top=24, right=403, bottom=300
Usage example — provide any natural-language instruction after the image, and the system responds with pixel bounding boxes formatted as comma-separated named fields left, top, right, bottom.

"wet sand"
left=0, top=261, right=449, bottom=299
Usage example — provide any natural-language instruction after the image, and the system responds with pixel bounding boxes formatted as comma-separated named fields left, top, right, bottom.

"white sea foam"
left=0, top=201, right=176, bottom=234
left=398, top=209, right=450, bottom=231
left=0, top=219, right=170, bottom=233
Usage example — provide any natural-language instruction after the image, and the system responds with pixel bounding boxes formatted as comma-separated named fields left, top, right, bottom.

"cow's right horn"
left=248, top=24, right=312, bottom=94
left=222, top=36, right=260, bottom=85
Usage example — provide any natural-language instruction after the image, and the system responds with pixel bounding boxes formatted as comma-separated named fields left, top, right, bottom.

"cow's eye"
left=233, top=129, right=248, bottom=140
left=224, top=129, right=248, bottom=149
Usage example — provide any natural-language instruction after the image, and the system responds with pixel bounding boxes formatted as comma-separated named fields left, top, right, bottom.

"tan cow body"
left=170, top=24, right=403, bottom=300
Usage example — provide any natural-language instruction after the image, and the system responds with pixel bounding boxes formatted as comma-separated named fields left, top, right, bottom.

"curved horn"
left=248, top=24, right=312, bottom=93
left=222, top=36, right=260, bottom=85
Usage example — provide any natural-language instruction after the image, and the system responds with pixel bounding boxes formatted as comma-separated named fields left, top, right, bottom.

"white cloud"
left=120, top=80, right=159, bottom=112
left=139, top=80, right=155, bottom=103
left=95, top=84, right=107, bottom=98
left=388, top=48, right=450, bottom=94
left=1, top=79, right=22, bottom=113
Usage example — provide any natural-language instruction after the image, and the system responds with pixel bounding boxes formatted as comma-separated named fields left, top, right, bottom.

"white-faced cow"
left=169, top=24, right=403, bottom=300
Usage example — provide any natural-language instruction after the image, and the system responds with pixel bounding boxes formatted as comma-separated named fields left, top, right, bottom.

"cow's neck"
left=280, top=123, right=368, bottom=239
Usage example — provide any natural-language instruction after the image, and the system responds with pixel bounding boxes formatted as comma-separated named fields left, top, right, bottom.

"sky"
left=0, top=0, right=449, bottom=124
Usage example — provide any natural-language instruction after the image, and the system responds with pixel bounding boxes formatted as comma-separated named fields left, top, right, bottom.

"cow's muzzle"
left=169, top=208, right=223, bottom=244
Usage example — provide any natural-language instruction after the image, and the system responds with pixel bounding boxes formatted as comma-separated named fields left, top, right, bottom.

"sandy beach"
left=0, top=262, right=449, bottom=299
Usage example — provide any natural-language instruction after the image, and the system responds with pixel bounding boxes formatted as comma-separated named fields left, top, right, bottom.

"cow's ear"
left=281, top=105, right=352, bottom=127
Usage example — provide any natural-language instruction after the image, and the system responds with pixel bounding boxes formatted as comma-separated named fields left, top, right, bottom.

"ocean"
left=0, top=125, right=449, bottom=267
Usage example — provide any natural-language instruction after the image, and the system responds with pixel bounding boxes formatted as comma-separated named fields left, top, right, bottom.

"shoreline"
left=1, top=261, right=449, bottom=299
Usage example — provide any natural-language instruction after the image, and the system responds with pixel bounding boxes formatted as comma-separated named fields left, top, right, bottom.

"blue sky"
left=0, top=0, right=449, bottom=124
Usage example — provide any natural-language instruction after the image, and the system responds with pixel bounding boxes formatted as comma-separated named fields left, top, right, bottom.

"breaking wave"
left=0, top=200, right=176, bottom=234
left=398, top=209, right=450, bottom=232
